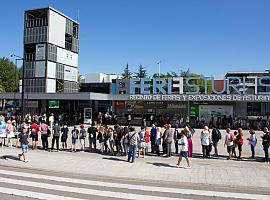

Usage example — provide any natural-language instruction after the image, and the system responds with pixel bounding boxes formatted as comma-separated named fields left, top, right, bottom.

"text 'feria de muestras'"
left=129, top=94, right=270, bottom=102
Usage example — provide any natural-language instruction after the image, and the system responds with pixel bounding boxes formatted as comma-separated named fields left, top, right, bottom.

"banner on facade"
left=129, top=94, right=270, bottom=102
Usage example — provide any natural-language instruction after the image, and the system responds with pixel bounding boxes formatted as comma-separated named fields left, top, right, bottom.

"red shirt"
left=145, top=131, right=150, bottom=143
left=30, top=123, right=40, bottom=133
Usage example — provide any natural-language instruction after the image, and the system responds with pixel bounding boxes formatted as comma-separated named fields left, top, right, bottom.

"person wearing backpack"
left=127, top=127, right=139, bottom=163
left=224, top=128, right=234, bottom=160
left=71, top=125, right=79, bottom=152
left=211, top=126, right=222, bottom=156
left=79, top=124, right=86, bottom=151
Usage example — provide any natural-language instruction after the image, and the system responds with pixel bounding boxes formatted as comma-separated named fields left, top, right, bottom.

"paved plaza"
left=0, top=128, right=269, bottom=194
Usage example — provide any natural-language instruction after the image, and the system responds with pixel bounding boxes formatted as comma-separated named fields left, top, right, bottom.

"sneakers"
left=176, top=164, right=180, bottom=168
left=24, top=159, right=29, bottom=163
left=185, top=166, right=191, bottom=169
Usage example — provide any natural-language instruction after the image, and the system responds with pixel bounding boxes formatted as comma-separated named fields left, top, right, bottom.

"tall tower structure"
left=23, top=7, right=79, bottom=93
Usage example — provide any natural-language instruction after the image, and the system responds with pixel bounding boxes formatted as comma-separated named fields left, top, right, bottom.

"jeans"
left=128, top=144, right=137, bottom=163
left=51, top=136, right=59, bottom=150
left=251, top=144, right=255, bottom=158
left=167, top=143, right=172, bottom=157
left=175, top=140, right=178, bottom=154
left=41, top=134, right=48, bottom=150
left=263, top=145, right=269, bottom=162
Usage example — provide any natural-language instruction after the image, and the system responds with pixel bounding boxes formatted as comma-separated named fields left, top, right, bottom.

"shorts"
left=89, top=138, right=96, bottom=144
left=21, top=144, right=28, bottom=153
left=72, top=138, right=77, bottom=145
left=238, top=144, right=243, bottom=152
left=138, top=142, right=146, bottom=149
left=32, top=136, right=38, bottom=142
left=109, top=139, right=114, bottom=145
left=212, top=141, right=218, bottom=148
left=180, top=151, right=188, bottom=158
left=227, top=146, right=232, bottom=153
left=61, top=136, right=67, bottom=143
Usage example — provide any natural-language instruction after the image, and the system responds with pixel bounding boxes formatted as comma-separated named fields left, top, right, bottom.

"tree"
left=122, top=63, right=133, bottom=79
left=135, top=64, right=147, bottom=78
left=0, top=57, right=20, bottom=92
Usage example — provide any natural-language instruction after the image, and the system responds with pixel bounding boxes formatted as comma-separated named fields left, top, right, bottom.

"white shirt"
left=180, top=136, right=188, bottom=152
left=225, top=133, right=233, bottom=146
left=249, top=134, right=257, bottom=146
left=201, top=131, right=210, bottom=146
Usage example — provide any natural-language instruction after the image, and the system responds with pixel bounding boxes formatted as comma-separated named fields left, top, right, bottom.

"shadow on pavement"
left=146, top=162, right=176, bottom=168
left=1, top=155, right=20, bottom=161
left=102, top=157, right=127, bottom=162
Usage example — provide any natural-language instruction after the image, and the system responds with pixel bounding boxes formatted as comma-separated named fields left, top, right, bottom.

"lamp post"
left=10, top=54, right=25, bottom=115
left=157, top=60, right=161, bottom=77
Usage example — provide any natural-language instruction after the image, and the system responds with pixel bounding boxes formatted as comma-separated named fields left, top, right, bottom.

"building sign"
left=129, top=76, right=270, bottom=95
left=129, top=94, right=270, bottom=102
left=36, top=44, right=46, bottom=60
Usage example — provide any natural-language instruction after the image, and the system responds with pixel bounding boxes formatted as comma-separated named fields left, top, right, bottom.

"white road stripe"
left=0, top=186, right=85, bottom=200
left=0, top=177, right=190, bottom=200
left=0, top=169, right=268, bottom=200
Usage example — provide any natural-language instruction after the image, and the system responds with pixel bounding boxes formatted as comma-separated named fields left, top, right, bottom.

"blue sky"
left=1, top=0, right=270, bottom=78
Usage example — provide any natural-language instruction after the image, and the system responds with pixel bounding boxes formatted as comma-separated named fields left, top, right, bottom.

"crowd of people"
left=0, top=113, right=269, bottom=167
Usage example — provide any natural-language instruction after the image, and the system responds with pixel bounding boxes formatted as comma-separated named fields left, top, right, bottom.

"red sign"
left=115, top=101, right=125, bottom=109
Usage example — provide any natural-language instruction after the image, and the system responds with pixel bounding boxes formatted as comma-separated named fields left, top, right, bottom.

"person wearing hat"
left=16, top=125, right=29, bottom=162
left=176, top=130, right=191, bottom=169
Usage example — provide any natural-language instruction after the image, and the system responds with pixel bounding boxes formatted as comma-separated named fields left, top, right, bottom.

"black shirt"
left=88, top=127, right=98, bottom=139
left=262, top=132, right=270, bottom=146
left=18, top=133, right=28, bottom=145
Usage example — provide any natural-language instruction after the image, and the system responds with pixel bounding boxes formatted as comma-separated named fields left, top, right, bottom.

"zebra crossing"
left=0, top=168, right=269, bottom=200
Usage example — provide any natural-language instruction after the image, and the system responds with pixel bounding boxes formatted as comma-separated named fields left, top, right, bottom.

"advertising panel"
left=199, top=105, right=233, bottom=124
left=84, top=108, right=92, bottom=124
left=64, top=66, right=78, bottom=82
left=57, top=47, right=78, bottom=67
left=48, top=100, right=59, bottom=108
left=35, top=44, right=46, bottom=60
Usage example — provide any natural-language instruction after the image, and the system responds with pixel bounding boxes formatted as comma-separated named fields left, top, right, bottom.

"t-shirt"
left=225, top=133, right=233, bottom=146
left=61, top=127, right=69, bottom=138
left=144, top=131, right=150, bottom=143
left=180, top=136, right=188, bottom=152
left=88, top=127, right=98, bottom=139
left=30, top=123, right=39, bottom=133
left=128, top=131, right=139, bottom=146
left=201, top=131, right=210, bottom=146
left=53, top=125, right=61, bottom=136
left=18, top=133, right=28, bottom=145
left=40, top=123, right=48, bottom=134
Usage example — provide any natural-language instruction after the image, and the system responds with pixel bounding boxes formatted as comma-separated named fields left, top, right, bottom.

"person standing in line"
left=6, top=120, right=15, bottom=147
left=211, top=126, right=222, bottom=156
left=40, top=120, right=49, bottom=150
left=164, top=124, right=173, bottom=157
left=235, top=128, right=244, bottom=159
left=97, top=126, right=106, bottom=154
left=144, top=127, right=150, bottom=155
left=108, top=127, right=115, bottom=155
left=122, top=127, right=129, bottom=156
left=79, top=124, right=86, bottom=151
left=127, top=127, right=139, bottom=163
left=176, top=131, right=191, bottom=169
left=0, top=117, right=7, bottom=148
left=224, top=128, right=234, bottom=160
left=185, top=125, right=193, bottom=158
left=155, top=127, right=162, bottom=156
left=138, top=127, right=146, bottom=158
left=88, top=122, right=98, bottom=152
left=247, top=129, right=257, bottom=159
left=174, top=128, right=181, bottom=155
left=232, top=131, right=238, bottom=158
left=48, top=113, right=54, bottom=128
left=29, top=121, right=40, bottom=150
left=150, top=124, right=157, bottom=154
left=71, top=126, right=79, bottom=152
left=200, top=126, right=211, bottom=158
left=61, top=123, right=69, bottom=150
left=16, top=125, right=29, bottom=163
left=261, top=127, right=270, bottom=163
left=51, top=121, right=61, bottom=152
left=162, top=124, right=168, bottom=156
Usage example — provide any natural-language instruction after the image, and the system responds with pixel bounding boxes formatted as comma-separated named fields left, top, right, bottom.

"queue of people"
left=0, top=113, right=270, bottom=166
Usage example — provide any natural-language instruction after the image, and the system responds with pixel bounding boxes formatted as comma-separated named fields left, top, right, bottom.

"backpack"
left=230, top=133, right=234, bottom=142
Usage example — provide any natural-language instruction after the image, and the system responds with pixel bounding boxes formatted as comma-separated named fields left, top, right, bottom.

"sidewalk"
left=0, top=146, right=269, bottom=190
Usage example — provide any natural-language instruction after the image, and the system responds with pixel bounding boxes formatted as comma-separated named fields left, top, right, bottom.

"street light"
left=10, top=54, right=25, bottom=115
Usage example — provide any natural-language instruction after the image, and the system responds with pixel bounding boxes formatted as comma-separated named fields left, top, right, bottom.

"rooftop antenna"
left=77, top=8, right=80, bottom=22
